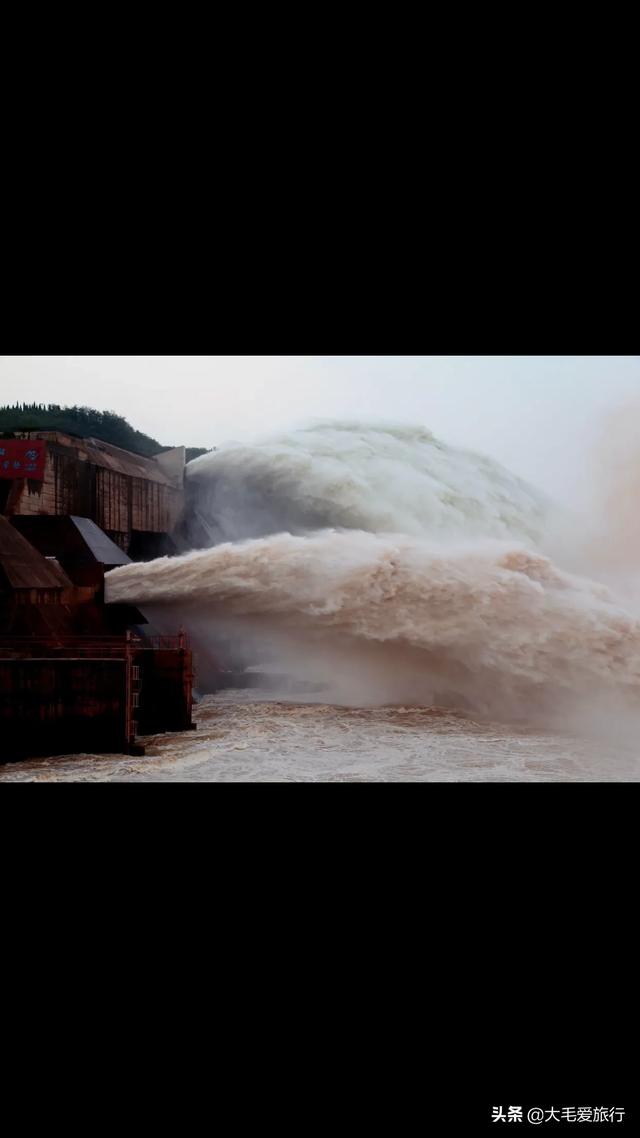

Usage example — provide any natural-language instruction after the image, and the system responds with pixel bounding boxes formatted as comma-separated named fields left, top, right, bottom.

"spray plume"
left=106, top=420, right=640, bottom=720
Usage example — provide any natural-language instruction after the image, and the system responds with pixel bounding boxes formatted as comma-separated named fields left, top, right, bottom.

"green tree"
left=0, top=403, right=211, bottom=460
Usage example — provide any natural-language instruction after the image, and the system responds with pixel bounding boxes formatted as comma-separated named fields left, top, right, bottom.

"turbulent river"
left=2, top=688, right=639, bottom=782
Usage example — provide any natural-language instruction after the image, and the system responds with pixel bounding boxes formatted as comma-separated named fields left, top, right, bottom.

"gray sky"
left=1, top=355, right=638, bottom=504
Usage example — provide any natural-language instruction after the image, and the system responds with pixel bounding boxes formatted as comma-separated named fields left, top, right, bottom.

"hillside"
left=0, top=403, right=209, bottom=464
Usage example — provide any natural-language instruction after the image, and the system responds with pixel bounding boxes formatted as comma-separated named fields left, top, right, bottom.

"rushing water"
left=6, top=419, right=640, bottom=783
left=2, top=688, right=639, bottom=782
left=106, top=421, right=640, bottom=730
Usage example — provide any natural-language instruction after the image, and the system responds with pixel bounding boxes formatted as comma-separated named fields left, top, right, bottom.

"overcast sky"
left=1, top=355, right=638, bottom=505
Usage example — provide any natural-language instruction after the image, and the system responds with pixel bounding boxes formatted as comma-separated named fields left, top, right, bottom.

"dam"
left=0, top=431, right=195, bottom=761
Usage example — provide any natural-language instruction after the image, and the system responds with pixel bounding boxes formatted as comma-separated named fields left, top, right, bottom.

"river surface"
left=1, top=689, right=639, bottom=781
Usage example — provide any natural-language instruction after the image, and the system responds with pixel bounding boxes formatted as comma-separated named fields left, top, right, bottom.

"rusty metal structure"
left=0, top=431, right=185, bottom=555
left=0, top=432, right=199, bottom=764
left=0, top=515, right=76, bottom=637
left=0, top=631, right=194, bottom=761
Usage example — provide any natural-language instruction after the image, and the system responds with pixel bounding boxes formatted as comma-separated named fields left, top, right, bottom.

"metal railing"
left=0, top=630, right=190, bottom=658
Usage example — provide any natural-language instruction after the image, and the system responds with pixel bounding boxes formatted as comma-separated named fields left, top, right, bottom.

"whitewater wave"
left=105, top=419, right=640, bottom=720
left=185, top=420, right=550, bottom=546
left=106, top=529, right=640, bottom=716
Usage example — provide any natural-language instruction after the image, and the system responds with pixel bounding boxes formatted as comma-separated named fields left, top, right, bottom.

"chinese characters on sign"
left=492, top=1106, right=625, bottom=1124
left=0, top=440, right=46, bottom=480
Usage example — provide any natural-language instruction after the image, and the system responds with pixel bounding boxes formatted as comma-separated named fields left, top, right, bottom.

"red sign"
left=0, top=439, right=46, bottom=480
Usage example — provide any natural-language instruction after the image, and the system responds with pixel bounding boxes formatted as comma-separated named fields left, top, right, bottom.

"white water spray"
left=184, top=421, right=550, bottom=545
left=106, top=420, right=640, bottom=721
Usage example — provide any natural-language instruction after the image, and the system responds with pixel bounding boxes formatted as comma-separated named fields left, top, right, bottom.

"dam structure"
left=0, top=431, right=195, bottom=761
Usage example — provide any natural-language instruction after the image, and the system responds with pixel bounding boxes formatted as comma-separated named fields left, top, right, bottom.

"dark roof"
left=38, top=557, right=71, bottom=587
left=2, top=600, right=76, bottom=638
left=33, top=432, right=182, bottom=486
left=81, top=437, right=175, bottom=484
left=69, top=517, right=131, bottom=566
left=11, top=515, right=131, bottom=568
left=0, top=516, right=71, bottom=590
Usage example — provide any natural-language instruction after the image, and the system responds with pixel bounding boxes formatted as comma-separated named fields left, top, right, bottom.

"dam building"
left=0, top=431, right=185, bottom=558
left=0, top=433, right=195, bottom=762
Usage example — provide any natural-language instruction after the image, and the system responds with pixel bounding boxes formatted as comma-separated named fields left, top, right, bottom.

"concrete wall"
left=5, top=441, right=184, bottom=540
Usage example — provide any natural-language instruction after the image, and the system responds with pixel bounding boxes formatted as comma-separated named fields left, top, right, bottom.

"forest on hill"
left=0, top=403, right=209, bottom=463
